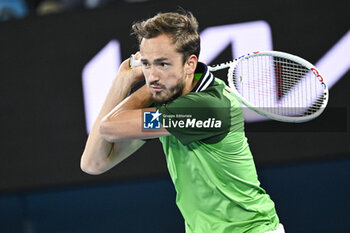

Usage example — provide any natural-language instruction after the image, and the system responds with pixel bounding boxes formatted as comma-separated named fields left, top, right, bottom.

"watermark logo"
left=143, top=110, right=162, bottom=129
left=142, top=109, right=223, bottom=130
left=162, top=115, right=222, bottom=128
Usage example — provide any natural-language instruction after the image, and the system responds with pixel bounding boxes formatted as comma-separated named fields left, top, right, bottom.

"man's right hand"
left=117, top=52, right=144, bottom=86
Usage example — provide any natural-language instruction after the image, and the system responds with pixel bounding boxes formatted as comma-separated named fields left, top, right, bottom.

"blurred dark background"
left=0, top=0, right=349, bottom=232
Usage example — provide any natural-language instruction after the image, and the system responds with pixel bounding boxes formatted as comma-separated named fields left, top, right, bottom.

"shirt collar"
left=191, top=62, right=215, bottom=92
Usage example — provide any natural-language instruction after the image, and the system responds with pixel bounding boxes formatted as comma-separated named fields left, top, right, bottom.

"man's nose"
left=147, top=66, right=160, bottom=83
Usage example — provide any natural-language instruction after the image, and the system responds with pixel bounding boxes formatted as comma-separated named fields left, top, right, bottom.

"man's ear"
left=186, top=55, right=198, bottom=75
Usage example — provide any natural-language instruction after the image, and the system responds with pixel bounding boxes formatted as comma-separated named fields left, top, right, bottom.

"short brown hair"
left=131, top=11, right=200, bottom=63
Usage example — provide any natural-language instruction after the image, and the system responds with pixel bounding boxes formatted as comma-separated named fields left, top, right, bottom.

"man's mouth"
left=151, top=85, right=164, bottom=92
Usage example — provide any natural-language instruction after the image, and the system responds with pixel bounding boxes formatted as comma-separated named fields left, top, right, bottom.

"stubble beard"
left=151, top=79, right=186, bottom=105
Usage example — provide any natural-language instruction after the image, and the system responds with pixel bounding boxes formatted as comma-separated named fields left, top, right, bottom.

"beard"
left=150, top=79, right=186, bottom=105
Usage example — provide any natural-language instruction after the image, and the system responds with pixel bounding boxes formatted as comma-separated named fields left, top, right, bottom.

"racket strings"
left=231, top=55, right=326, bottom=117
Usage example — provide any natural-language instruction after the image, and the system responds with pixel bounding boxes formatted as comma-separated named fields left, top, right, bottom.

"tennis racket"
left=130, top=51, right=328, bottom=123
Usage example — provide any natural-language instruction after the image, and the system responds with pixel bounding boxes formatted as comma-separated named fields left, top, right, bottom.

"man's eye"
left=160, top=63, right=169, bottom=67
left=142, top=62, right=150, bottom=68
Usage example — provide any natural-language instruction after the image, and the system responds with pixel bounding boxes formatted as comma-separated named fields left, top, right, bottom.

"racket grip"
left=129, top=54, right=142, bottom=68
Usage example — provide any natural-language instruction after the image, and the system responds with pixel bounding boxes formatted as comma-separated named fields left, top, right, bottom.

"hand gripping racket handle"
left=129, top=54, right=142, bottom=68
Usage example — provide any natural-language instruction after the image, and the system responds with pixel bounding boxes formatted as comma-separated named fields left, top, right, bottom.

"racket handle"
left=129, top=54, right=142, bottom=68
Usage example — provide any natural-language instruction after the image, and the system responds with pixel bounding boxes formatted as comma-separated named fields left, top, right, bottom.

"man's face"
left=140, top=34, right=187, bottom=105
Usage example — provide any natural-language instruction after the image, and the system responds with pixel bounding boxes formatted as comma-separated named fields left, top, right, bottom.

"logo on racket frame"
left=311, top=67, right=327, bottom=89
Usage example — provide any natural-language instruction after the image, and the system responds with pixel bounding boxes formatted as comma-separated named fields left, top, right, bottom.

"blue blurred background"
left=0, top=0, right=349, bottom=232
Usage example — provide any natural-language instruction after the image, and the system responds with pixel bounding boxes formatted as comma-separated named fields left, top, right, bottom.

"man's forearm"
left=102, top=85, right=153, bottom=121
left=98, top=85, right=158, bottom=142
left=81, top=61, right=144, bottom=175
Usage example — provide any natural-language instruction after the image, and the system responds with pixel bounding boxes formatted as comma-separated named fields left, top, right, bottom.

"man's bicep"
left=106, top=139, right=146, bottom=169
left=100, top=107, right=170, bottom=142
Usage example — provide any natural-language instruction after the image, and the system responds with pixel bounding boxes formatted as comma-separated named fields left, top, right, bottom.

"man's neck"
left=182, top=74, right=198, bottom=96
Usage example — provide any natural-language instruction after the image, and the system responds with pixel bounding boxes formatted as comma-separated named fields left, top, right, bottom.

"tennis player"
left=81, top=11, right=285, bottom=233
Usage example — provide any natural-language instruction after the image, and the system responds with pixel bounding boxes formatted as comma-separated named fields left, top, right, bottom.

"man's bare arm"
left=80, top=58, right=148, bottom=175
left=99, top=85, right=170, bottom=143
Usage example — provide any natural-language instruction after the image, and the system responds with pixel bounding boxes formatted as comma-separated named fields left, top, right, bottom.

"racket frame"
left=217, top=51, right=329, bottom=123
